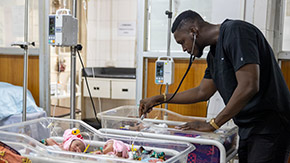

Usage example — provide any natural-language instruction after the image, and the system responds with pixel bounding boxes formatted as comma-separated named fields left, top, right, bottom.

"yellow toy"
left=72, top=128, right=80, bottom=135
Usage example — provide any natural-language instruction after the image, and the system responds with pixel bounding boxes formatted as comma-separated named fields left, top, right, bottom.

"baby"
left=41, top=128, right=86, bottom=153
left=93, top=139, right=130, bottom=158
left=92, top=139, right=165, bottom=162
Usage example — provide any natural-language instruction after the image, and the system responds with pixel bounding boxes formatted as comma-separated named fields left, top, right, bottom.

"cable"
left=98, top=96, right=102, bottom=114
left=159, top=84, right=163, bottom=95
left=91, top=67, right=95, bottom=78
left=47, top=47, right=62, bottom=134
left=147, top=54, right=195, bottom=111
left=52, top=47, right=63, bottom=118
left=76, top=45, right=101, bottom=125
left=159, top=85, right=163, bottom=108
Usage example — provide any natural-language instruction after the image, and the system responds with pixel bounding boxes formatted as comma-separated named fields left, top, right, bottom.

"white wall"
left=283, top=0, right=290, bottom=51
left=86, top=0, right=137, bottom=68
left=0, top=0, right=39, bottom=48
left=211, top=0, right=244, bottom=24
left=148, top=0, right=244, bottom=52
left=244, top=0, right=276, bottom=47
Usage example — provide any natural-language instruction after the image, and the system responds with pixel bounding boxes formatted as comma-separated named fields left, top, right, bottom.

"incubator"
left=0, top=117, right=194, bottom=163
left=98, top=105, right=238, bottom=163
left=0, top=130, right=85, bottom=163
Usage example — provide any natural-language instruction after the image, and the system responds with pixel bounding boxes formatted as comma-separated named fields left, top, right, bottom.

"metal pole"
left=164, top=0, right=172, bottom=117
left=70, top=47, right=76, bottom=119
left=22, top=0, right=29, bottom=122
left=136, top=0, right=146, bottom=105
left=39, top=0, right=51, bottom=116
left=144, top=58, right=148, bottom=98
left=70, top=0, right=77, bottom=119
left=23, top=48, right=28, bottom=122
left=166, top=0, right=172, bottom=57
left=73, top=0, right=77, bottom=17
left=242, top=0, right=246, bottom=21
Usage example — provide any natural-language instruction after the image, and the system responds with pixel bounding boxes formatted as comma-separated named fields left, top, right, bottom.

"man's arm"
left=214, top=63, right=260, bottom=127
left=139, top=78, right=217, bottom=116
left=177, top=63, right=260, bottom=131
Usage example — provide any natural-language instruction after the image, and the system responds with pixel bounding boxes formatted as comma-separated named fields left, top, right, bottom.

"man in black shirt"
left=139, top=10, right=290, bottom=162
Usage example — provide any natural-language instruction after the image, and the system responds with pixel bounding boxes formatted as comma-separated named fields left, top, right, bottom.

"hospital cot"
left=98, top=105, right=238, bottom=163
left=0, top=117, right=194, bottom=163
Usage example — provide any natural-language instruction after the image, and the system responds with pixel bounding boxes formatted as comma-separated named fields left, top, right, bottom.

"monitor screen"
left=156, top=62, right=164, bottom=77
left=49, top=16, right=55, bottom=36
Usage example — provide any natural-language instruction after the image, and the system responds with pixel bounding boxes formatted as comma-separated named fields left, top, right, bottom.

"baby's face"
left=69, top=140, right=85, bottom=152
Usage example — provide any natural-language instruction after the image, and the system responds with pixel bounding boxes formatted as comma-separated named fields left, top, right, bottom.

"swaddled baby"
left=41, top=128, right=86, bottom=153
left=93, top=139, right=130, bottom=158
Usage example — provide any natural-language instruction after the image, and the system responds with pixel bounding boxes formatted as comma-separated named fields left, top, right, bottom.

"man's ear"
left=190, top=26, right=198, bottom=37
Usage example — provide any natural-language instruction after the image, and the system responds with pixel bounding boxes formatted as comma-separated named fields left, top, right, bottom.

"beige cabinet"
left=83, top=78, right=111, bottom=98
left=111, top=80, right=136, bottom=100
left=81, top=77, right=136, bottom=119
left=83, top=77, right=136, bottom=99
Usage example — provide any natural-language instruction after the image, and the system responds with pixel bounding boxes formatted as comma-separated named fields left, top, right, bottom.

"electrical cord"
left=76, top=44, right=101, bottom=125
left=159, top=85, right=163, bottom=108
left=159, top=84, right=163, bottom=95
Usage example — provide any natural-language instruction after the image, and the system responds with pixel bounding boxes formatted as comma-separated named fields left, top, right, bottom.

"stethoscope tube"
left=140, top=54, right=196, bottom=120
left=141, top=34, right=197, bottom=119
left=151, top=54, right=195, bottom=108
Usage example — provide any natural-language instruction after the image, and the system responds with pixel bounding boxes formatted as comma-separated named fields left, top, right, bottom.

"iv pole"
left=11, top=0, right=35, bottom=122
left=164, top=0, right=173, bottom=118
left=70, top=0, right=77, bottom=119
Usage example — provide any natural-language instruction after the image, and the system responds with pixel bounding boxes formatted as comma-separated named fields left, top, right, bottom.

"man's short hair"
left=171, top=10, right=204, bottom=33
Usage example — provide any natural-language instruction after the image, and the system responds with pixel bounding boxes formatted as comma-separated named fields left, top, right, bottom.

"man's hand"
left=175, top=119, right=216, bottom=132
left=139, top=95, right=162, bottom=117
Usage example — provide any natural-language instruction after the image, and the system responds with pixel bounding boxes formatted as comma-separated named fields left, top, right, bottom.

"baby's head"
left=69, top=139, right=86, bottom=152
left=62, top=128, right=86, bottom=152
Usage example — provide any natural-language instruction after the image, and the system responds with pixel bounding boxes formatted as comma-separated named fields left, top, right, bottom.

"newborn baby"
left=42, top=128, right=86, bottom=153
left=93, top=139, right=130, bottom=158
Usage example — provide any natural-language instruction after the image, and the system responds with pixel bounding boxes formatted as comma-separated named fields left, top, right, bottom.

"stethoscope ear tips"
left=193, top=34, right=197, bottom=39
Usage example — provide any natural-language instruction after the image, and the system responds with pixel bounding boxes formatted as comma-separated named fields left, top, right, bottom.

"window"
left=0, top=0, right=39, bottom=48
left=86, top=0, right=137, bottom=68
left=147, top=0, right=244, bottom=53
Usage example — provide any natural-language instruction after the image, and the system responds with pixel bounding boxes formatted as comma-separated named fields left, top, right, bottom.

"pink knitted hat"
left=105, top=139, right=130, bottom=158
left=62, top=128, right=86, bottom=151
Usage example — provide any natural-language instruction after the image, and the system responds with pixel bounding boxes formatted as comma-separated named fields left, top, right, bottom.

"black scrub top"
left=204, top=19, right=290, bottom=140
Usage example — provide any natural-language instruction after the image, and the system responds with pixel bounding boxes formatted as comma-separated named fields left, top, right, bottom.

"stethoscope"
left=141, top=34, right=197, bottom=120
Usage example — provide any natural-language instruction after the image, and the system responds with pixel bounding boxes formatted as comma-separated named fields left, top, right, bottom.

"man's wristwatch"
left=209, top=118, right=220, bottom=130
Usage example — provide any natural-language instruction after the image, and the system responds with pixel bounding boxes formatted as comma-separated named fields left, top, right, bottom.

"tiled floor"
left=50, top=106, right=81, bottom=120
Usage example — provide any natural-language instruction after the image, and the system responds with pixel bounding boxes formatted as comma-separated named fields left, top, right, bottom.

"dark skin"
left=139, top=20, right=260, bottom=132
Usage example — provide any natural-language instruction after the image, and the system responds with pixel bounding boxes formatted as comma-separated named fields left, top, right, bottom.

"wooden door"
left=0, top=55, right=39, bottom=105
